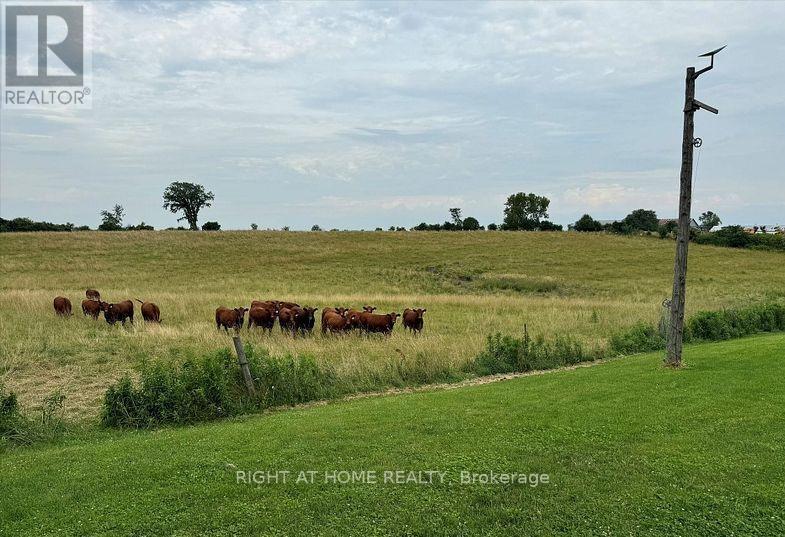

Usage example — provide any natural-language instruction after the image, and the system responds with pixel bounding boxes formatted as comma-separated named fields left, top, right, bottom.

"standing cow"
left=86, top=289, right=101, bottom=301
left=402, top=308, right=427, bottom=334
left=291, top=306, right=318, bottom=336
left=248, top=304, right=276, bottom=333
left=322, top=310, right=349, bottom=334
left=104, top=300, right=134, bottom=325
left=215, top=306, right=248, bottom=331
left=53, top=296, right=72, bottom=316
left=81, top=299, right=104, bottom=319
left=135, top=299, right=161, bottom=323
left=361, top=312, right=400, bottom=335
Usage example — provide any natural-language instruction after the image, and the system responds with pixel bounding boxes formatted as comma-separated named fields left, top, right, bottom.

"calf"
left=135, top=299, right=161, bottom=323
left=362, top=312, right=400, bottom=335
left=104, top=300, right=134, bottom=325
left=291, top=306, right=318, bottom=336
left=81, top=299, right=103, bottom=319
left=248, top=305, right=276, bottom=333
left=402, top=308, right=427, bottom=334
left=215, top=306, right=248, bottom=331
left=86, top=289, right=101, bottom=301
left=322, top=310, right=349, bottom=334
left=53, top=296, right=72, bottom=316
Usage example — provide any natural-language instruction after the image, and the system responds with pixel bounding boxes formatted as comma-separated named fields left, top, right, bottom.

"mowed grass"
left=1, top=230, right=784, bottom=418
left=1, top=335, right=784, bottom=536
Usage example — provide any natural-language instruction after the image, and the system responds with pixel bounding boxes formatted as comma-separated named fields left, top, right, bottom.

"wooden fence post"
left=232, top=332, right=257, bottom=398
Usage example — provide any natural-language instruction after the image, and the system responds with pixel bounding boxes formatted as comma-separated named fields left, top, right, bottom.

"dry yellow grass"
left=1, top=230, right=783, bottom=418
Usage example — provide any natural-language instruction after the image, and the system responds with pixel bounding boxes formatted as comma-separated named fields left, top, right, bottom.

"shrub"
left=1, top=385, right=66, bottom=449
left=201, top=221, right=221, bottom=231
left=472, top=332, right=594, bottom=376
left=102, top=346, right=340, bottom=429
left=609, top=323, right=666, bottom=355
left=688, top=303, right=785, bottom=341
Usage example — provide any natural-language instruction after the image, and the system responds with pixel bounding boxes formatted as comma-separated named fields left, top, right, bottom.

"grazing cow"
left=291, top=306, right=318, bottom=336
left=248, top=305, right=276, bottom=333
left=135, top=299, right=161, bottom=323
left=104, top=300, right=134, bottom=325
left=81, top=299, right=103, bottom=319
left=402, top=308, right=427, bottom=334
left=53, top=296, right=72, bottom=316
left=215, top=306, right=248, bottom=331
left=86, top=289, right=101, bottom=301
left=362, top=312, right=400, bottom=335
left=322, top=310, right=349, bottom=334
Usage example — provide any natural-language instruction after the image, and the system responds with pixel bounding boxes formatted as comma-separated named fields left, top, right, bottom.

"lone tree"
left=449, top=208, right=463, bottom=229
left=502, top=192, right=550, bottom=230
left=98, top=204, right=125, bottom=231
left=698, top=211, right=721, bottom=232
left=163, top=181, right=214, bottom=230
left=622, top=209, right=658, bottom=232
left=462, top=216, right=481, bottom=230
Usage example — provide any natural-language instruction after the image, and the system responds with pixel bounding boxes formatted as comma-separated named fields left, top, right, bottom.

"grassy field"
left=1, top=230, right=784, bottom=418
left=1, top=334, right=783, bottom=535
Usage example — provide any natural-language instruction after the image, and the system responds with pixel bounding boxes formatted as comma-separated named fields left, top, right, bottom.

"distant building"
left=658, top=218, right=700, bottom=230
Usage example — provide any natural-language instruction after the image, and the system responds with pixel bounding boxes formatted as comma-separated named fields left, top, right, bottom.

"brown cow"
left=321, top=307, right=348, bottom=322
left=322, top=310, right=349, bottom=334
left=277, top=301, right=300, bottom=311
left=86, top=289, right=101, bottom=301
left=248, top=305, right=276, bottom=333
left=278, top=307, right=295, bottom=333
left=346, top=306, right=376, bottom=330
left=402, top=308, right=426, bottom=334
left=81, top=299, right=103, bottom=319
left=215, top=306, right=247, bottom=331
left=135, top=299, right=161, bottom=323
left=362, top=312, right=400, bottom=334
left=104, top=300, right=134, bottom=325
left=53, top=296, right=72, bottom=316
left=291, top=306, right=318, bottom=336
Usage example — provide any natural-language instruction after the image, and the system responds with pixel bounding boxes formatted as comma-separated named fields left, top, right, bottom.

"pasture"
left=2, top=335, right=784, bottom=535
left=1, top=230, right=785, bottom=418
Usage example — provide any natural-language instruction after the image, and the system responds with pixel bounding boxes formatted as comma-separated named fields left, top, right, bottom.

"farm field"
left=1, top=230, right=785, bottom=418
left=1, top=334, right=784, bottom=535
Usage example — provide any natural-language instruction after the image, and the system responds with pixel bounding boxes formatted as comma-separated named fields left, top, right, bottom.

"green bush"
left=1, top=385, right=66, bottom=449
left=693, top=226, right=785, bottom=251
left=102, top=346, right=340, bottom=429
left=472, top=332, right=595, bottom=376
left=609, top=323, right=666, bottom=355
left=688, top=303, right=785, bottom=341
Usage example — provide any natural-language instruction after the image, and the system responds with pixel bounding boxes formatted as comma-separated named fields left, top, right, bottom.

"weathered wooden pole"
left=666, top=67, right=696, bottom=368
left=232, top=332, right=257, bottom=397
left=666, top=46, right=724, bottom=367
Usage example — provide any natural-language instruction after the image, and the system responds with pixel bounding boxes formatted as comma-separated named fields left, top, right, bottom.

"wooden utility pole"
left=666, top=46, right=724, bottom=367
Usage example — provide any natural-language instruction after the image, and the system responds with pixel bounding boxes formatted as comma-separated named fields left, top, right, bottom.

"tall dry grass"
left=2, top=230, right=783, bottom=418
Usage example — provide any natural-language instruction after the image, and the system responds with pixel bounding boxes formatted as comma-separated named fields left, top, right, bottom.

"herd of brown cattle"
left=52, top=290, right=160, bottom=325
left=53, top=291, right=427, bottom=336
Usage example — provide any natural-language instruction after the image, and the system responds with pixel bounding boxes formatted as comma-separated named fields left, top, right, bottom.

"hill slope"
left=2, top=230, right=784, bottom=416
left=2, top=334, right=784, bottom=535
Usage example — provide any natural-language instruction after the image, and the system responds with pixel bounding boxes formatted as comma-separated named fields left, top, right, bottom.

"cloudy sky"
left=1, top=0, right=783, bottom=229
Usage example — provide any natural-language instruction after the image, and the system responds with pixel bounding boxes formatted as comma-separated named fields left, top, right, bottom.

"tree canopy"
left=699, top=211, right=722, bottom=232
left=163, top=181, right=214, bottom=230
left=98, top=204, right=125, bottom=231
left=501, top=193, right=550, bottom=230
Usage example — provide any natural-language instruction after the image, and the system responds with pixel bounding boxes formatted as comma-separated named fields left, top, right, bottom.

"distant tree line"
left=411, top=193, right=562, bottom=232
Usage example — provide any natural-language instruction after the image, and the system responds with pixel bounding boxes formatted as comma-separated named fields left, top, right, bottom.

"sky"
left=1, top=0, right=784, bottom=230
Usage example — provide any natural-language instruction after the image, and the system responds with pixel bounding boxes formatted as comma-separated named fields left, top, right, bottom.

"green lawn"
left=2, top=334, right=783, bottom=536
